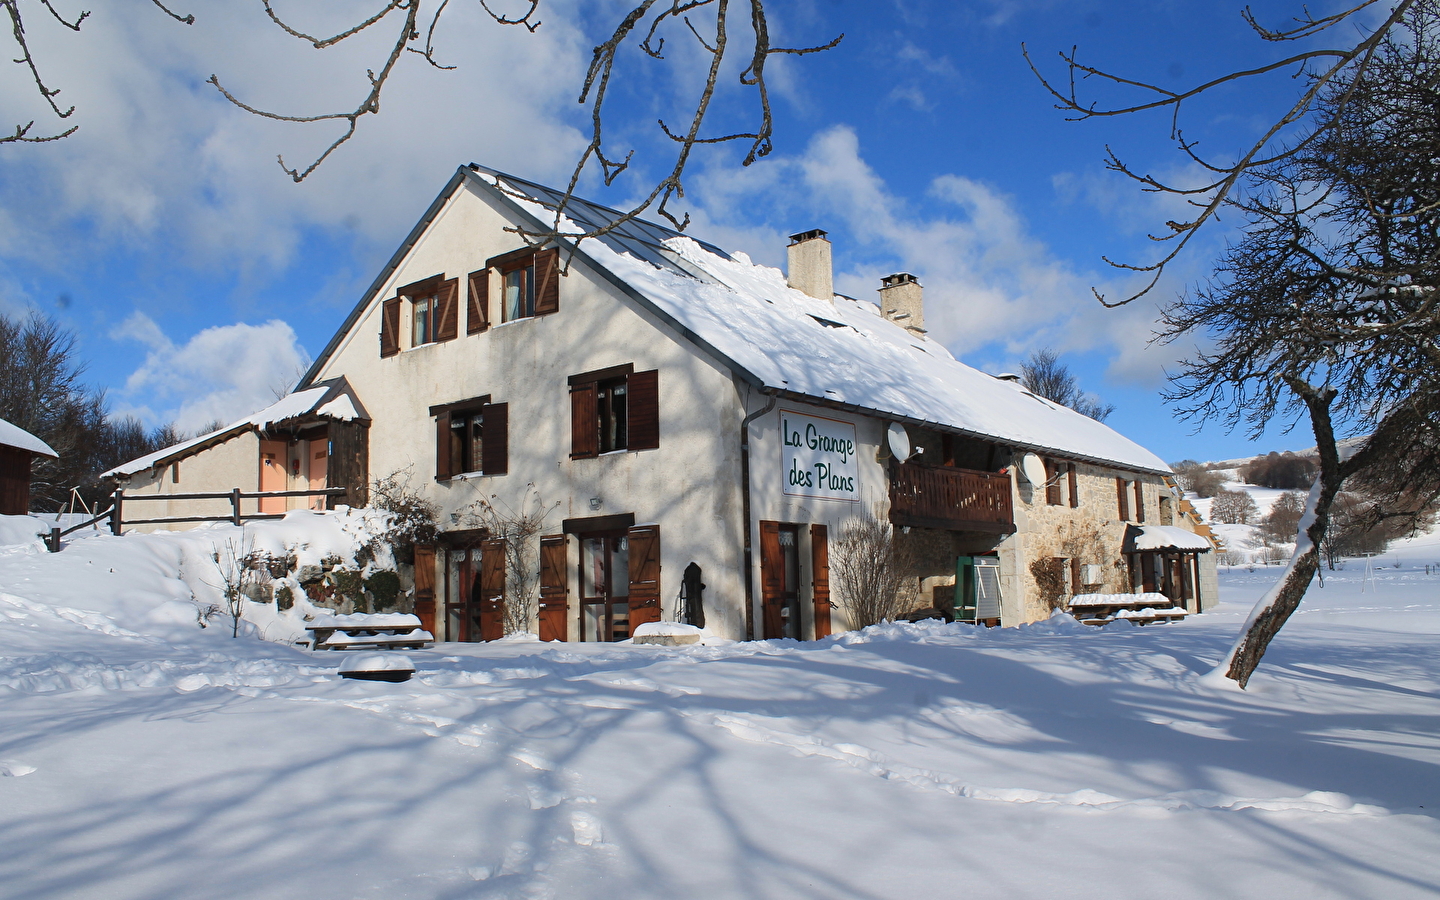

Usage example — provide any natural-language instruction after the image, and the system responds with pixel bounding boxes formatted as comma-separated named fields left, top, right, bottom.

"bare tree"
left=208, top=1, right=840, bottom=249
left=1209, top=489, right=1258, bottom=525
left=460, top=484, right=558, bottom=635
left=1027, top=0, right=1418, bottom=305
left=1155, top=3, right=1440, bottom=687
left=829, top=508, right=909, bottom=629
left=1018, top=348, right=1116, bottom=421
left=0, top=0, right=192, bottom=144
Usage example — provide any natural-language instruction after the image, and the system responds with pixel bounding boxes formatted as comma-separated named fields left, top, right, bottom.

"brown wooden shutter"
left=1067, top=463, right=1079, bottom=508
left=1134, top=480, right=1145, bottom=523
left=1117, top=477, right=1130, bottom=520
left=759, top=520, right=784, bottom=639
left=1045, top=459, right=1061, bottom=506
left=434, top=277, right=459, bottom=342
left=534, top=247, right=560, bottom=315
left=570, top=382, right=598, bottom=458
left=435, top=411, right=451, bottom=480
left=380, top=297, right=401, bottom=357
left=413, top=544, right=437, bottom=635
left=467, top=269, right=490, bottom=334
left=481, top=402, right=508, bottom=475
left=810, top=523, right=831, bottom=640
left=479, top=538, right=507, bottom=642
left=1070, top=557, right=1082, bottom=595
left=538, top=534, right=568, bottom=642
left=627, top=524, right=661, bottom=627
left=627, top=369, right=659, bottom=451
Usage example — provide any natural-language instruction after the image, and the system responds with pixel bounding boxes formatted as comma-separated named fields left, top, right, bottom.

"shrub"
left=1171, top=460, right=1228, bottom=498
left=1241, top=451, right=1317, bottom=490
left=1210, top=489, right=1259, bottom=525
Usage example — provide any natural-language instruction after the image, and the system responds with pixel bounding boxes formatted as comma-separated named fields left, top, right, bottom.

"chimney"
left=879, top=273, right=925, bottom=334
left=787, top=229, right=834, bottom=303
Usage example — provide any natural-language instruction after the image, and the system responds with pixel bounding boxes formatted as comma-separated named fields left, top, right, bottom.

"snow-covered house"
left=104, top=377, right=370, bottom=524
left=0, top=417, right=58, bottom=516
left=106, top=164, right=1215, bottom=641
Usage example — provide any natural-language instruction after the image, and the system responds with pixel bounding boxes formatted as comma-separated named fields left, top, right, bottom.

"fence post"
left=110, top=489, right=123, bottom=536
left=231, top=487, right=243, bottom=526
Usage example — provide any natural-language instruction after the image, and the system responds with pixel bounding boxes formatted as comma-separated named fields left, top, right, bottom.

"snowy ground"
left=3, top=518, right=1439, bottom=899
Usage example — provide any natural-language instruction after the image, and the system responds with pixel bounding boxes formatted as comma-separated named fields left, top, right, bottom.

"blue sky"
left=0, top=0, right=1350, bottom=461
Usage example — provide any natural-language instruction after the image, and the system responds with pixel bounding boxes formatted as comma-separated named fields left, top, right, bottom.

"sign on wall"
left=780, top=410, right=860, bottom=502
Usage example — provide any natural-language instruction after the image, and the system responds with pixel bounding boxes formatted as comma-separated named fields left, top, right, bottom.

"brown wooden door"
left=258, top=440, right=287, bottom=513
left=759, top=521, right=785, bottom=639
left=538, top=534, right=568, bottom=642
left=811, top=523, right=831, bottom=640
left=307, top=440, right=328, bottom=510
left=478, top=538, right=507, bottom=641
left=579, top=531, right=629, bottom=641
left=412, top=544, right=436, bottom=635
left=627, top=525, right=662, bottom=629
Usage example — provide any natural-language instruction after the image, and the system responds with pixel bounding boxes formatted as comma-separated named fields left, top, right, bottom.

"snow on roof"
left=1125, top=525, right=1213, bottom=552
left=104, top=379, right=365, bottom=478
left=0, top=417, right=57, bottom=458
left=483, top=171, right=1169, bottom=473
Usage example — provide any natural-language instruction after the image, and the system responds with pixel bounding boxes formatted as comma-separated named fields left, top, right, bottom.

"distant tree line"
left=1, top=312, right=182, bottom=512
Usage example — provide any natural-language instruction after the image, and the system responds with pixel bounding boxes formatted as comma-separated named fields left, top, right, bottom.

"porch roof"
left=0, top=417, right=57, bottom=458
left=1122, top=524, right=1213, bottom=553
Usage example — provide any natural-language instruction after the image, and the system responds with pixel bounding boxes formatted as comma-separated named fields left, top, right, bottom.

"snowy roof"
left=471, top=168, right=1170, bottom=474
left=1123, top=525, right=1214, bottom=552
left=104, top=377, right=368, bottom=478
left=0, top=417, right=57, bottom=458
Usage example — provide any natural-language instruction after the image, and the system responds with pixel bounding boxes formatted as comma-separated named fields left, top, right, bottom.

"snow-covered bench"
left=1067, top=593, right=1187, bottom=626
left=304, top=613, right=434, bottom=651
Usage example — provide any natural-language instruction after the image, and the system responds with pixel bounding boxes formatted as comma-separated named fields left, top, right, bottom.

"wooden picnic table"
left=304, top=613, right=434, bottom=650
left=1068, top=592, right=1187, bottom=626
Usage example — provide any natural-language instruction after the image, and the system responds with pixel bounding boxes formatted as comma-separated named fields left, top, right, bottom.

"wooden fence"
left=43, top=487, right=348, bottom=552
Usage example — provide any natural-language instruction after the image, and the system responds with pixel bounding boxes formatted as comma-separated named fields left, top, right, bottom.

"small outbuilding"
left=0, top=417, right=58, bottom=516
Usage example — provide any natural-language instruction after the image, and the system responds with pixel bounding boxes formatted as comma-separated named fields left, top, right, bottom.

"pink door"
left=308, top=441, right=328, bottom=510
left=259, top=440, right=287, bottom=513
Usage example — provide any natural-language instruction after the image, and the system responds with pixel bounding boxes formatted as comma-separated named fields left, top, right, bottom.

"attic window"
left=808, top=315, right=846, bottom=328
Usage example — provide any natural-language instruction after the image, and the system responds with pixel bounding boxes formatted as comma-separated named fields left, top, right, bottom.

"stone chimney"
left=879, top=273, right=925, bottom=333
left=787, top=229, right=834, bottom=303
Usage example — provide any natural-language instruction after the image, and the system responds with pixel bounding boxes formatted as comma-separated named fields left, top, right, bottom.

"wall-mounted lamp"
left=589, top=497, right=603, bottom=511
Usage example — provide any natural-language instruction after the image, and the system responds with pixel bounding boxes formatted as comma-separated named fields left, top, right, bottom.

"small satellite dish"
left=886, top=423, right=911, bottom=460
left=1020, top=452, right=1047, bottom=486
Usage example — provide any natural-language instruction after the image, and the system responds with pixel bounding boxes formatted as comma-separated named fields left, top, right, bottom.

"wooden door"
left=258, top=440, right=287, bottom=513
left=538, top=534, right=568, bottom=641
left=478, top=538, right=507, bottom=641
left=759, top=521, right=785, bottom=639
left=412, top=544, right=436, bottom=635
left=579, top=532, right=629, bottom=641
left=810, top=524, right=831, bottom=639
left=307, top=440, right=328, bottom=510
left=627, top=525, right=662, bottom=629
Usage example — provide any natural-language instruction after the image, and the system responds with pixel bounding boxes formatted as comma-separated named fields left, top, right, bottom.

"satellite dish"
left=886, top=423, right=911, bottom=461
left=1020, top=452, right=1047, bottom=486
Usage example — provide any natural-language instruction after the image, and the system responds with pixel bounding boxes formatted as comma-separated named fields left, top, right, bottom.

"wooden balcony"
left=889, top=463, right=1015, bottom=533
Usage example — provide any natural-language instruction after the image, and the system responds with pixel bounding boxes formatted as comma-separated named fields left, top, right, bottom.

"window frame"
left=431, top=394, right=507, bottom=480
left=569, top=365, right=659, bottom=459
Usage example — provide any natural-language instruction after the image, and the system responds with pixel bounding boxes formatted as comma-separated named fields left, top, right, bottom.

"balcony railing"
left=889, top=463, right=1015, bottom=533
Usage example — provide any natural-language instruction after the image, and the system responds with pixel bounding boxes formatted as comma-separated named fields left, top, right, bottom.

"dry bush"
left=459, top=485, right=559, bottom=635
left=831, top=510, right=911, bottom=629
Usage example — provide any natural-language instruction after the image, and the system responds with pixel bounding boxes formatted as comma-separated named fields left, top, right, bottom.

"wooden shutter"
left=413, top=544, right=437, bottom=635
left=570, top=382, right=598, bottom=458
left=479, top=538, right=507, bottom=641
left=627, top=524, right=662, bottom=627
left=534, top=247, right=561, bottom=315
left=1070, top=557, right=1082, bottom=596
left=467, top=268, right=490, bottom=334
left=627, top=369, right=659, bottom=451
left=380, top=297, right=401, bottom=357
left=759, top=520, right=784, bottom=639
left=538, top=534, right=568, bottom=642
left=1134, top=480, right=1145, bottom=523
left=435, top=277, right=459, bottom=342
left=1067, top=463, right=1079, bottom=508
left=1045, top=459, right=1061, bottom=505
left=1116, top=477, right=1130, bottom=520
left=435, top=411, right=451, bottom=480
left=810, top=523, right=831, bottom=640
left=481, top=402, right=508, bottom=475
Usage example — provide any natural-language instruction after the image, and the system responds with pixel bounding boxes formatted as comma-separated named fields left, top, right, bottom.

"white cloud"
left=111, top=312, right=311, bottom=435
left=687, top=125, right=1184, bottom=386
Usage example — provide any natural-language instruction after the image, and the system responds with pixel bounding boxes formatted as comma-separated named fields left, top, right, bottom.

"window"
left=1067, top=463, right=1079, bottom=508
left=432, top=396, right=508, bottom=479
left=380, top=274, right=458, bottom=357
left=569, top=365, right=659, bottom=458
left=1116, top=477, right=1131, bottom=520
left=1044, top=459, right=1062, bottom=506
left=480, top=245, right=562, bottom=325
